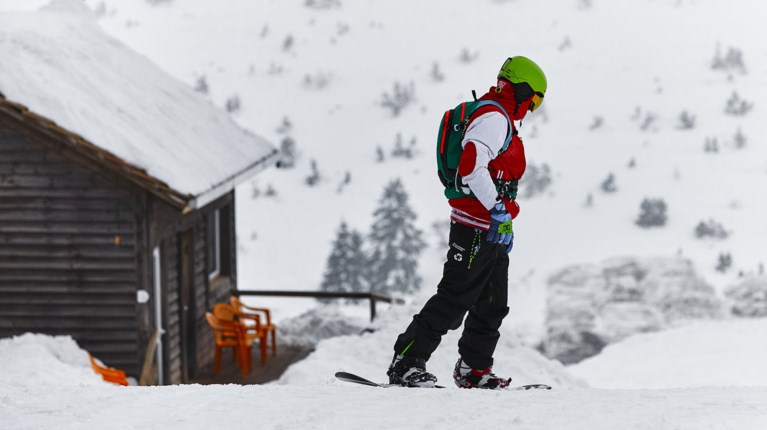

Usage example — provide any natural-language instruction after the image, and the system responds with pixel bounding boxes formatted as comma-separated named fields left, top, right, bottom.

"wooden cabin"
left=0, top=6, right=279, bottom=384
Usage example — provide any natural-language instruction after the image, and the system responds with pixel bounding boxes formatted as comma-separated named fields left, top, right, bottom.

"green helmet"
left=498, top=56, right=547, bottom=111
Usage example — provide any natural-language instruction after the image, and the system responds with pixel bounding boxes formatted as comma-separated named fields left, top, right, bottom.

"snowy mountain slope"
left=40, top=0, right=766, bottom=330
left=568, top=318, right=767, bottom=389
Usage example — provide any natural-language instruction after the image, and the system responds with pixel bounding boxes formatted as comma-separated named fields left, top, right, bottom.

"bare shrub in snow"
left=336, top=171, right=351, bottom=193
left=305, top=159, right=321, bottom=186
left=225, top=95, right=241, bottom=113
left=375, top=146, right=385, bottom=163
left=601, top=172, right=617, bottom=193
left=265, top=184, right=277, bottom=197
left=458, top=48, right=479, bottom=64
left=430, top=62, right=445, bottom=82
left=336, top=23, right=350, bottom=36
left=584, top=193, right=594, bottom=207
left=380, top=81, right=415, bottom=117
left=704, top=137, right=719, bottom=153
left=635, top=198, right=667, bottom=228
left=639, top=112, right=657, bottom=132
left=259, top=25, right=269, bottom=38
left=145, top=0, right=172, bottom=6
left=695, top=219, right=729, bottom=240
left=268, top=63, right=284, bottom=75
left=303, top=71, right=332, bottom=90
left=282, top=35, right=294, bottom=52
left=194, top=75, right=208, bottom=94
left=558, top=36, right=572, bottom=51
left=391, top=133, right=417, bottom=159
left=628, top=157, right=636, bottom=168
left=725, top=276, right=767, bottom=317
left=733, top=127, right=747, bottom=149
left=711, top=45, right=746, bottom=75
left=677, top=110, right=696, bottom=130
left=277, top=137, right=297, bottom=169
left=251, top=182, right=261, bottom=199
left=304, top=0, right=342, bottom=10
left=520, top=162, right=552, bottom=198
left=276, top=116, right=293, bottom=135
left=577, top=0, right=593, bottom=10
left=724, top=91, right=753, bottom=116
left=716, top=252, right=733, bottom=273
left=588, top=116, right=603, bottom=131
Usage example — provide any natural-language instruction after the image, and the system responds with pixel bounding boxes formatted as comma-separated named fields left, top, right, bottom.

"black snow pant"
left=392, top=221, right=510, bottom=370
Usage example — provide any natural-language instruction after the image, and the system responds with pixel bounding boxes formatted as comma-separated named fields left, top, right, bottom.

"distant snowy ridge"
left=543, top=256, right=723, bottom=364
left=569, top=318, right=767, bottom=389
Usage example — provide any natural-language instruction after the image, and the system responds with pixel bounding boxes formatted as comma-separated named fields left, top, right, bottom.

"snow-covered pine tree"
left=319, top=222, right=368, bottom=303
left=367, top=179, right=426, bottom=296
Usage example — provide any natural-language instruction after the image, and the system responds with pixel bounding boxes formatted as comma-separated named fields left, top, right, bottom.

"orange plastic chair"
left=214, top=302, right=268, bottom=365
left=230, top=296, right=277, bottom=357
left=89, top=353, right=129, bottom=386
left=205, top=312, right=252, bottom=377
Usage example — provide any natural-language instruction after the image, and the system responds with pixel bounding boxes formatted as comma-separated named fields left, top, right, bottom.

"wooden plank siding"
left=0, top=109, right=243, bottom=384
left=0, top=125, right=141, bottom=375
left=162, top=235, right=182, bottom=384
left=192, top=219, right=213, bottom=374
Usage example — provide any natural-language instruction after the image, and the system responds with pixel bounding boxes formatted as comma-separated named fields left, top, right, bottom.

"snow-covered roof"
left=0, top=1, right=278, bottom=209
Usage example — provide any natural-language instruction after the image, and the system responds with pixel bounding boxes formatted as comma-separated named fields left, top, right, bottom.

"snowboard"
left=335, top=371, right=552, bottom=391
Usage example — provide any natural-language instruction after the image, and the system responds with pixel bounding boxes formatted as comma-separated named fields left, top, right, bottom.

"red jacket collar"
left=478, top=79, right=532, bottom=121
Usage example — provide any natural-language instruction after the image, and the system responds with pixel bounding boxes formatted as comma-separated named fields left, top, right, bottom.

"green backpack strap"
left=436, top=99, right=515, bottom=196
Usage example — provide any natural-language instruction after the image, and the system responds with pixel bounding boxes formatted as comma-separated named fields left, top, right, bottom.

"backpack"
left=436, top=99, right=515, bottom=200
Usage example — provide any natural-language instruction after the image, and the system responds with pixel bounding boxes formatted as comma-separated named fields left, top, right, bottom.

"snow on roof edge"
left=189, top=149, right=281, bottom=210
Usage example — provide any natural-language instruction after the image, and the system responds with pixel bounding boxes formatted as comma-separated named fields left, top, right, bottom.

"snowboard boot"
left=387, top=354, right=438, bottom=387
left=453, top=358, right=511, bottom=389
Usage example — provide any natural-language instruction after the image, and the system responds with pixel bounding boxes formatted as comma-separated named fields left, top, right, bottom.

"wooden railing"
left=233, top=290, right=403, bottom=321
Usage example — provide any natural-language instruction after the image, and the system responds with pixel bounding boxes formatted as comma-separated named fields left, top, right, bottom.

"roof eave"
left=0, top=96, right=193, bottom=209
left=185, top=149, right=281, bottom=211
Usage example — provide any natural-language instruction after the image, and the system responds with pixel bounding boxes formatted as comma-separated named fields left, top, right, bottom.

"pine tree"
left=367, top=179, right=426, bottom=295
left=319, top=222, right=368, bottom=303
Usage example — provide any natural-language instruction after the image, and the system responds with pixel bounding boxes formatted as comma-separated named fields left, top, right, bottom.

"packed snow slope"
left=2, top=326, right=767, bottom=430
left=38, top=0, right=766, bottom=326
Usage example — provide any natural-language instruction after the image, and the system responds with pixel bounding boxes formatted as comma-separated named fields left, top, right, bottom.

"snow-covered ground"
left=2, top=321, right=767, bottom=430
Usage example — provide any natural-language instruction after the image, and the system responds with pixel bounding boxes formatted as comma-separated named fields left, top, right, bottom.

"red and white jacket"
left=449, top=85, right=528, bottom=230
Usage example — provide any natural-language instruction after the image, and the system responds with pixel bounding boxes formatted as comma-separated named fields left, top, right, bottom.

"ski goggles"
left=530, top=91, right=544, bottom=112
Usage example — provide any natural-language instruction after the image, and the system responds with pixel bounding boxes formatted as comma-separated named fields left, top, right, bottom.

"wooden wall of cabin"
left=190, top=192, right=237, bottom=378
left=0, top=120, right=142, bottom=375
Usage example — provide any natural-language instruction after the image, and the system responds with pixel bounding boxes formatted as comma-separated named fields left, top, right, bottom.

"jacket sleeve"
left=458, top=112, right=507, bottom=211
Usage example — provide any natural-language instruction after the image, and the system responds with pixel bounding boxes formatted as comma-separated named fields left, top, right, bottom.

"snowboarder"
left=387, top=56, right=548, bottom=388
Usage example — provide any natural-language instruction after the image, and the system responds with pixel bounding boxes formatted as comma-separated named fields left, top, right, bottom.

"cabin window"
left=206, top=205, right=231, bottom=279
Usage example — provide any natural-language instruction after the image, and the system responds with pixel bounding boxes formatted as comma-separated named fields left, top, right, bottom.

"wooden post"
left=139, top=329, right=160, bottom=386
